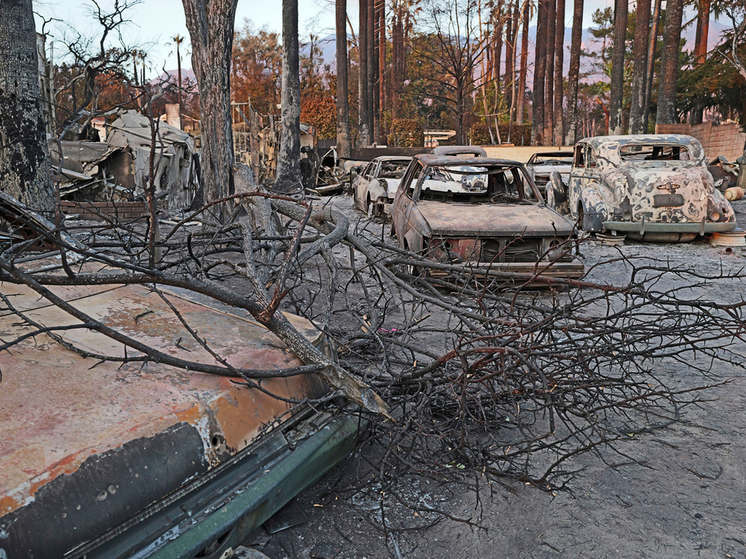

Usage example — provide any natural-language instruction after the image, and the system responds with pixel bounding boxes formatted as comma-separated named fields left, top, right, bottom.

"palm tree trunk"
left=517, top=0, right=530, bottom=125
left=553, top=0, right=565, bottom=145
left=565, top=0, right=583, bottom=144
left=655, top=0, right=684, bottom=126
left=532, top=0, right=547, bottom=144
left=275, top=0, right=302, bottom=193
left=367, top=0, right=376, bottom=143
left=358, top=0, right=371, bottom=145
left=643, top=0, right=661, bottom=130
left=628, top=0, right=650, bottom=133
left=544, top=0, right=556, bottom=143
left=336, top=0, right=351, bottom=157
left=609, top=0, right=628, bottom=134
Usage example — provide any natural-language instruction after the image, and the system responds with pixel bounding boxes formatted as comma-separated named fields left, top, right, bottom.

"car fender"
left=366, top=179, right=387, bottom=205
left=578, top=188, right=607, bottom=232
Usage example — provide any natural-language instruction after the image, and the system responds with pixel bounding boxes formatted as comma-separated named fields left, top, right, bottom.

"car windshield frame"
left=412, top=163, right=542, bottom=204
left=378, top=159, right=410, bottom=179
left=618, top=143, right=695, bottom=163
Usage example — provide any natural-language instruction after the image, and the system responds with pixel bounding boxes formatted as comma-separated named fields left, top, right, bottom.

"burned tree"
left=0, top=0, right=56, bottom=215
left=182, top=0, right=239, bottom=205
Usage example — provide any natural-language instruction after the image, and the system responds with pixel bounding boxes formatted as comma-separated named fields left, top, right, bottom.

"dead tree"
left=0, top=0, right=60, bottom=216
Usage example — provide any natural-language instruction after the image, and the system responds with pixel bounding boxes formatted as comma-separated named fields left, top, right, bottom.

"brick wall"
left=655, top=122, right=746, bottom=162
left=60, top=201, right=165, bottom=222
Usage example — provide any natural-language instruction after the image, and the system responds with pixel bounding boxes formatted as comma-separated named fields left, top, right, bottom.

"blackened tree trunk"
left=532, top=0, right=547, bottom=144
left=544, top=0, right=556, bottom=143
left=565, top=0, right=583, bottom=144
left=628, top=0, right=651, bottom=133
left=517, top=0, right=530, bottom=125
left=493, top=0, right=504, bottom=88
left=655, top=0, right=684, bottom=126
left=643, top=0, right=662, bottom=130
left=553, top=0, right=565, bottom=145
left=0, top=0, right=56, bottom=216
left=358, top=0, right=371, bottom=146
left=182, top=0, right=238, bottom=204
left=609, top=0, right=628, bottom=134
left=275, top=0, right=303, bottom=193
left=336, top=0, right=351, bottom=157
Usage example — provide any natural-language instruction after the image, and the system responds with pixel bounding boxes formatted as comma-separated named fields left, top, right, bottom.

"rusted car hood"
left=416, top=201, right=575, bottom=237
left=0, top=280, right=327, bottom=557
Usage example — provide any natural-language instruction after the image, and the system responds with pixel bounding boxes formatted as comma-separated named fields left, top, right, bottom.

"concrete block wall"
left=60, top=201, right=165, bottom=222
left=655, top=122, right=746, bottom=162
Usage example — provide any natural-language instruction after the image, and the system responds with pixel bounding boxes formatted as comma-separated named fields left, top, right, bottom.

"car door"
left=392, top=160, right=423, bottom=244
left=567, top=144, right=586, bottom=218
left=355, top=162, right=373, bottom=209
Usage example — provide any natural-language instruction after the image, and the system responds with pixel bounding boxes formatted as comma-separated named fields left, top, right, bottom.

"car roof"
left=372, top=155, right=412, bottom=162
left=578, top=134, right=706, bottom=163
left=414, top=153, right=524, bottom=167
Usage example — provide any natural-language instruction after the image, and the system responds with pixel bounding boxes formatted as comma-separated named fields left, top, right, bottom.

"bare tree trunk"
left=609, top=0, right=628, bottom=134
left=336, top=0, right=351, bottom=157
left=493, top=1, right=504, bottom=88
left=690, top=0, right=710, bottom=124
left=0, top=0, right=56, bottom=216
left=544, top=0, right=556, bottom=143
left=565, top=0, right=583, bottom=145
left=391, top=5, right=403, bottom=120
left=553, top=0, right=565, bottom=145
left=532, top=0, right=547, bottom=145
left=377, top=0, right=386, bottom=143
left=182, top=0, right=238, bottom=205
left=517, top=0, right=530, bottom=125
left=358, top=0, right=371, bottom=146
left=629, top=0, right=651, bottom=134
left=643, top=0, right=662, bottom=131
left=275, top=0, right=303, bottom=193
left=694, top=0, right=710, bottom=65
left=367, top=0, right=376, bottom=144
left=505, top=2, right=514, bottom=112
left=655, top=0, right=684, bottom=126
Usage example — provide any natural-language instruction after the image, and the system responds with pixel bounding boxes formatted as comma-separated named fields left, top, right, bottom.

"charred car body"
left=391, top=154, right=584, bottom=279
left=0, top=195, right=358, bottom=559
left=352, top=156, right=412, bottom=215
left=548, top=134, right=736, bottom=242
left=525, top=150, right=574, bottom=191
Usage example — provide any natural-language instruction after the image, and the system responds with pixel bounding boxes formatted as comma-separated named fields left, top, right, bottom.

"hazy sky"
left=35, top=0, right=679, bottom=78
left=34, top=0, right=351, bottom=74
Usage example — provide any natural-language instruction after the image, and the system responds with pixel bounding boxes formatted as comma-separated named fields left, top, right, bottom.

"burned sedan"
left=547, top=134, right=736, bottom=242
left=525, top=150, right=574, bottom=190
left=352, top=156, right=412, bottom=215
left=391, top=154, right=584, bottom=279
left=0, top=195, right=358, bottom=559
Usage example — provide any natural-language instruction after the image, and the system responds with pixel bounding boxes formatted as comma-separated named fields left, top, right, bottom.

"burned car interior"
left=409, top=163, right=539, bottom=203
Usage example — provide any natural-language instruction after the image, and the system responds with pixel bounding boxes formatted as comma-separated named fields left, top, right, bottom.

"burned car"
left=391, top=154, right=584, bottom=278
left=547, top=134, right=736, bottom=242
left=525, top=150, right=574, bottom=190
left=0, top=195, right=358, bottom=558
left=353, top=156, right=412, bottom=215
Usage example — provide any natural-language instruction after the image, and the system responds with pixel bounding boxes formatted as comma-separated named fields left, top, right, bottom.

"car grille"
left=481, top=238, right=541, bottom=263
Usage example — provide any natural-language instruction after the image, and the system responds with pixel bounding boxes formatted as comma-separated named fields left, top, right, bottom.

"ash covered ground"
left=245, top=194, right=746, bottom=559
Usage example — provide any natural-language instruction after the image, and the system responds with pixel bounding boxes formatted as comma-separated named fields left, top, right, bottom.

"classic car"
left=525, top=150, right=574, bottom=190
left=0, top=193, right=358, bottom=559
left=352, top=156, right=412, bottom=215
left=390, top=154, right=585, bottom=279
left=547, top=134, right=737, bottom=242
